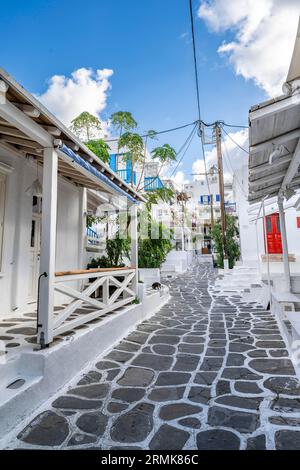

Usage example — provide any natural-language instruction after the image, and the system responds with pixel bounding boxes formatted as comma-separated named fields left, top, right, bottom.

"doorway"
left=264, top=213, right=283, bottom=254
left=28, top=215, right=41, bottom=302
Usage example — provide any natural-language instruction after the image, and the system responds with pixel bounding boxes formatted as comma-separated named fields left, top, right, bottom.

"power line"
left=223, top=122, right=249, bottom=129
left=104, top=121, right=197, bottom=143
left=189, top=0, right=211, bottom=194
left=170, top=123, right=198, bottom=177
left=189, top=0, right=202, bottom=122
left=221, top=125, right=249, bottom=154
left=140, top=123, right=198, bottom=191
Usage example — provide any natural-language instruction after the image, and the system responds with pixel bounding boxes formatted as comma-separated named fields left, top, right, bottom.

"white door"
left=28, top=216, right=41, bottom=302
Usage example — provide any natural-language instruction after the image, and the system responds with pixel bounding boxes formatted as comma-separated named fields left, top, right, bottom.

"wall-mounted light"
left=269, top=145, right=285, bottom=164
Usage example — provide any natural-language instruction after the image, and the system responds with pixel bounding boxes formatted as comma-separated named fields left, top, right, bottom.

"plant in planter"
left=211, top=214, right=240, bottom=269
left=138, top=216, right=173, bottom=269
left=106, top=234, right=130, bottom=267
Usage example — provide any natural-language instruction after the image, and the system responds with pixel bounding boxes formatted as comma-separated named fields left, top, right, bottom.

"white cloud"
left=171, top=171, right=190, bottom=190
left=192, top=129, right=249, bottom=182
left=36, top=68, right=113, bottom=132
left=199, top=0, right=300, bottom=97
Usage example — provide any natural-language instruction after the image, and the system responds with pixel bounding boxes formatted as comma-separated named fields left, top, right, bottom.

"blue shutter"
left=208, top=195, right=211, bottom=204
left=216, top=194, right=220, bottom=202
left=200, top=196, right=204, bottom=205
left=109, top=154, right=117, bottom=172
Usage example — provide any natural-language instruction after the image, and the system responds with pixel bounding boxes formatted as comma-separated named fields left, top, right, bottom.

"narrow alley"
left=6, top=261, right=300, bottom=451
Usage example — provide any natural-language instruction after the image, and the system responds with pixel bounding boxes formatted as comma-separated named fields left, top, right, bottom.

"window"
left=200, top=195, right=210, bottom=205
left=0, top=173, right=6, bottom=270
left=266, top=217, right=272, bottom=233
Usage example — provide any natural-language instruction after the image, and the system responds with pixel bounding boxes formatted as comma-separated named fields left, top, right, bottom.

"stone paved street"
left=7, top=261, right=300, bottom=450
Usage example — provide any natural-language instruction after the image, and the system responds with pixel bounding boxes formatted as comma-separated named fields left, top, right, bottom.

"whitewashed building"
left=0, top=69, right=173, bottom=437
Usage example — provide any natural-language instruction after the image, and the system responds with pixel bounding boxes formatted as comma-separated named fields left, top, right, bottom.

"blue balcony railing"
left=144, top=176, right=164, bottom=191
left=117, top=169, right=137, bottom=185
left=86, top=227, right=99, bottom=239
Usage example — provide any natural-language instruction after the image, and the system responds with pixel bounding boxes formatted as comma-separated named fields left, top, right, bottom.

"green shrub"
left=211, top=215, right=240, bottom=269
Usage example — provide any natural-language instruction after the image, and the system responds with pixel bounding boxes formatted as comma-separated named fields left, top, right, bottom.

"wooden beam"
left=63, top=140, right=79, bottom=151
left=1, top=135, right=42, bottom=149
left=0, top=80, right=8, bottom=104
left=42, top=125, right=61, bottom=136
left=281, top=139, right=300, bottom=190
left=249, top=154, right=291, bottom=177
left=250, top=128, right=300, bottom=155
left=0, top=124, right=33, bottom=140
left=249, top=93, right=300, bottom=122
left=12, top=102, right=40, bottom=118
left=0, top=99, right=52, bottom=147
left=250, top=170, right=286, bottom=188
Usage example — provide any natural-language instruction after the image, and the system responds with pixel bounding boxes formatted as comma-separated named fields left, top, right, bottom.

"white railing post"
left=278, top=194, right=292, bottom=293
left=78, top=187, right=87, bottom=269
left=130, top=204, right=138, bottom=296
left=38, top=147, right=58, bottom=347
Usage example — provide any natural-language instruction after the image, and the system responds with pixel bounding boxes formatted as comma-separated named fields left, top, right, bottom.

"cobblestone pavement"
left=7, top=262, right=300, bottom=450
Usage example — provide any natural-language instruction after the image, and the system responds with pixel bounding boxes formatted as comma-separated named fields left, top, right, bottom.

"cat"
left=152, top=282, right=162, bottom=290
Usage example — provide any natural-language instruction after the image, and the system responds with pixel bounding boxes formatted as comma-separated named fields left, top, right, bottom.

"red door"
left=264, top=213, right=282, bottom=254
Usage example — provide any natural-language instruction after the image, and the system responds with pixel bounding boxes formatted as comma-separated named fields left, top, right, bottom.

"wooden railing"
left=53, top=267, right=137, bottom=337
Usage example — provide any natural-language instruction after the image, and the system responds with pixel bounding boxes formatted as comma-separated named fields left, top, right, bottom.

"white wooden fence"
left=52, top=267, right=137, bottom=337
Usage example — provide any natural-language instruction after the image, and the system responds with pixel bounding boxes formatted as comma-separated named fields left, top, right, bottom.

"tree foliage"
left=144, top=187, right=175, bottom=212
left=86, top=139, right=111, bottom=164
left=110, top=111, right=137, bottom=136
left=211, top=214, right=240, bottom=269
left=119, top=132, right=144, bottom=164
left=138, top=212, right=173, bottom=269
left=70, top=111, right=102, bottom=141
left=106, top=234, right=130, bottom=267
left=151, top=144, right=177, bottom=164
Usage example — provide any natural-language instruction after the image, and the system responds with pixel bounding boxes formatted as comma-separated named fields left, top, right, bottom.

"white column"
left=38, top=148, right=58, bottom=347
left=78, top=187, right=87, bottom=269
left=278, top=194, right=291, bottom=293
left=130, top=204, right=138, bottom=295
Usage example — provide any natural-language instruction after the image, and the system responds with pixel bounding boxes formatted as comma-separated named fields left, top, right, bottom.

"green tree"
left=151, top=144, right=177, bottom=166
left=110, top=111, right=137, bottom=137
left=70, top=111, right=102, bottom=141
left=85, top=139, right=111, bottom=164
left=144, top=187, right=175, bottom=212
left=138, top=213, right=173, bottom=268
left=137, top=130, right=157, bottom=189
left=119, top=132, right=144, bottom=186
left=211, top=214, right=240, bottom=269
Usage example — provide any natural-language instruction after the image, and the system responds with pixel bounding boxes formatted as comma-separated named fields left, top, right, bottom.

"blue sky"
left=0, top=0, right=278, bottom=183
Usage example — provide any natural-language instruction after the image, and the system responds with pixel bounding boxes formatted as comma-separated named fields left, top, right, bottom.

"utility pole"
left=210, top=194, right=214, bottom=229
left=215, top=123, right=228, bottom=267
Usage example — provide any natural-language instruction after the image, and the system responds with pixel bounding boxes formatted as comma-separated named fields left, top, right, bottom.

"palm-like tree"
left=150, top=144, right=177, bottom=183
left=110, top=111, right=138, bottom=170
left=118, top=132, right=144, bottom=186
left=137, top=130, right=157, bottom=190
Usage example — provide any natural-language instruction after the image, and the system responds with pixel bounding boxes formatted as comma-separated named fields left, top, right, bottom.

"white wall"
left=0, top=150, right=82, bottom=318
left=233, top=164, right=260, bottom=262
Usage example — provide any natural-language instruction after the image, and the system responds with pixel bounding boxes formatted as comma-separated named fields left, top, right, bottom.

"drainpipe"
left=278, top=193, right=292, bottom=293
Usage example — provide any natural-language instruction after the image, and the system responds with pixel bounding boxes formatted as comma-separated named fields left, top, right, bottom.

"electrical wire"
left=189, top=0, right=211, bottom=194
left=169, top=123, right=198, bottom=177
left=223, top=122, right=249, bottom=129
left=139, top=123, right=198, bottom=191
left=221, top=125, right=249, bottom=154
left=104, top=121, right=198, bottom=143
